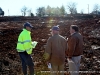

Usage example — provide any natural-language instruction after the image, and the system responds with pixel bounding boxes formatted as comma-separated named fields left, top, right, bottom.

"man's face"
left=26, top=26, right=32, bottom=31
left=70, top=27, right=74, bottom=34
left=51, top=30, right=59, bottom=36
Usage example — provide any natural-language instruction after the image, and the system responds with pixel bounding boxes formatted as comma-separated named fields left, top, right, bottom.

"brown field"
left=0, top=17, right=100, bottom=75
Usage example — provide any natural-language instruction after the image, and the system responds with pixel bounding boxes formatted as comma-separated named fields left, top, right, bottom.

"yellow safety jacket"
left=16, top=29, right=33, bottom=54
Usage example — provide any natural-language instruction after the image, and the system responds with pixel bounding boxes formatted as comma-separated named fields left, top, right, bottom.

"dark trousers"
left=19, top=52, right=34, bottom=75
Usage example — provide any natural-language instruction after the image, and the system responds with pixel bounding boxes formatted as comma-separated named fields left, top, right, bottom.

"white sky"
left=0, top=0, right=100, bottom=16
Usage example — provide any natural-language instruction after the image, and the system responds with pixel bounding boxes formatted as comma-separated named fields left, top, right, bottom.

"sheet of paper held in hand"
left=32, top=41, right=38, bottom=48
left=48, top=63, right=51, bottom=69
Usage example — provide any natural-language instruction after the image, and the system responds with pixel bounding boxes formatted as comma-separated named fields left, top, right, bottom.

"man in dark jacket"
left=66, top=25, right=83, bottom=75
left=45, top=25, right=67, bottom=75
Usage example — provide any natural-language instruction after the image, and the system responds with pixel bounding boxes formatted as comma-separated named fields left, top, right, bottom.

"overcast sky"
left=0, top=0, right=100, bottom=16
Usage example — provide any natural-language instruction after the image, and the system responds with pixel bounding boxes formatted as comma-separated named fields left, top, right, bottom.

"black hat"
left=24, top=22, right=33, bottom=28
left=51, top=25, right=60, bottom=31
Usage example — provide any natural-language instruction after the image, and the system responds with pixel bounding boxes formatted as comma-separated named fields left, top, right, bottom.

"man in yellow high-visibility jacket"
left=16, top=22, right=34, bottom=75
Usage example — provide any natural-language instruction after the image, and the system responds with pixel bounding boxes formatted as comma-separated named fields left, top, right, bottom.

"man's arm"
left=67, top=36, right=76, bottom=59
left=45, top=37, right=52, bottom=55
left=23, top=33, right=32, bottom=54
left=44, top=37, right=52, bottom=60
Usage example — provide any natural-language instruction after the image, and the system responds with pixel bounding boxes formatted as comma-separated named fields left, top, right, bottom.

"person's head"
left=51, top=25, right=60, bottom=36
left=24, top=22, right=33, bottom=31
left=70, top=25, right=79, bottom=34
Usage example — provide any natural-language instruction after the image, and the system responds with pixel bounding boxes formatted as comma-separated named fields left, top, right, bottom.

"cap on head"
left=24, top=22, right=33, bottom=28
left=51, top=25, right=60, bottom=31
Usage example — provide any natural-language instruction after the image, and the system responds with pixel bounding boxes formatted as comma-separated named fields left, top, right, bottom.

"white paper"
left=48, top=63, right=51, bottom=69
left=32, top=41, right=38, bottom=48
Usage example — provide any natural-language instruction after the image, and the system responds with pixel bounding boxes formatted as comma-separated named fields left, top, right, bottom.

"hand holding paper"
left=47, top=63, right=51, bottom=69
left=32, top=41, right=38, bottom=48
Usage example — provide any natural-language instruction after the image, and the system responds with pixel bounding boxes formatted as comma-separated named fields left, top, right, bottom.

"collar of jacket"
left=23, top=29, right=31, bottom=33
left=71, top=32, right=77, bottom=36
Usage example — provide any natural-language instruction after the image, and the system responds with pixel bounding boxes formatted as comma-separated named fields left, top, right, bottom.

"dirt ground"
left=0, top=17, right=100, bottom=75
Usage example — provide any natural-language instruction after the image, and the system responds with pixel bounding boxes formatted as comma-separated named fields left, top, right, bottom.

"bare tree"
left=30, top=13, right=34, bottom=17
left=67, top=2, right=77, bottom=14
left=92, top=4, right=100, bottom=14
left=53, top=7, right=61, bottom=16
left=27, top=9, right=34, bottom=17
left=21, top=6, right=27, bottom=16
left=28, top=9, right=34, bottom=17
left=36, top=7, right=45, bottom=17
left=0, top=7, right=4, bottom=17
left=46, top=5, right=52, bottom=16
left=60, top=5, right=66, bottom=16
left=36, top=5, right=66, bottom=17
left=80, top=9, right=84, bottom=14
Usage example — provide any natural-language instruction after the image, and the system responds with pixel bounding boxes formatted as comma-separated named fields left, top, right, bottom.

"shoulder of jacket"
left=59, top=35, right=66, bottom=40
left=20, top=30, right=27, bottom=35
left=74, top=33, right=82, bottom=37
left=71, top=33, right=82, bottom=41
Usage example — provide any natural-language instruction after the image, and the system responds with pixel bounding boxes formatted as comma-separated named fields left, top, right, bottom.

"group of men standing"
left=16, top=22, right=83, bottom=75
left=45, top=25, right=83, bottom=75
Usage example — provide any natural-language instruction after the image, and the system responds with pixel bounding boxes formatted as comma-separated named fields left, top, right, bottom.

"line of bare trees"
left=36, top=2, right=78, bottom=17
left=20, top=2, right=78, bottom=17
left=21, top=6, right=34, bottom=17
left=1, top=2, right=100, bottom=17
left=36, top=5, right=66, bottom=17
left=35, top=2, right=100, bottom=17
left=2, top=2, right=100, bottom=17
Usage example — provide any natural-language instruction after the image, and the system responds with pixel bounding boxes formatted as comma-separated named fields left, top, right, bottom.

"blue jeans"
left=19, top=51, right=34, bottom=75
left=68, top=55, right=81, bottom=75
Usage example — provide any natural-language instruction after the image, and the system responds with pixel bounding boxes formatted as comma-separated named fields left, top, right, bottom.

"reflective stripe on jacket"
left=16, top=29, right=33, bottom=54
